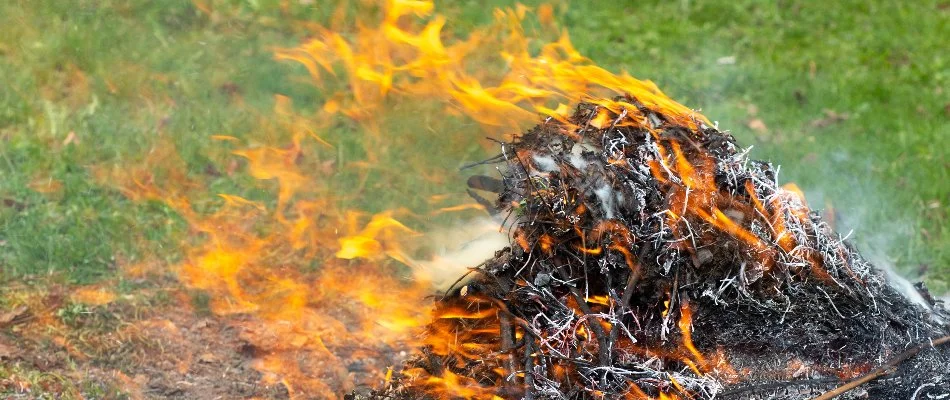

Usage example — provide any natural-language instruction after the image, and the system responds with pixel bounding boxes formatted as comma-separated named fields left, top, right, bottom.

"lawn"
left=0, top=0, right=947, bottom=398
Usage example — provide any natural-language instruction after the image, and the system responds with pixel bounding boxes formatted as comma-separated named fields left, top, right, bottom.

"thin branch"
left=812, top=335, right=950, bottom=400
left=499, top=312, right=518, bottom=385
left=556, top=264, right=612, bottom=367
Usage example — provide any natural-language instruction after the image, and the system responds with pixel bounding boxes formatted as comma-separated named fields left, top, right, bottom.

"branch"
left=812, top=335, right=950, bottom=400
left=556, top=264, right=612, bottom=367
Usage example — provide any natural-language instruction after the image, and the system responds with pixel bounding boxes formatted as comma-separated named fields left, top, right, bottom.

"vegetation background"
left=0, top=0, right=946, bottom=397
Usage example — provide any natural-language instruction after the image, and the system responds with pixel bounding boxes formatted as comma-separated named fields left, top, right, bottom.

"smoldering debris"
left=373, top=98, right=950, bottom=400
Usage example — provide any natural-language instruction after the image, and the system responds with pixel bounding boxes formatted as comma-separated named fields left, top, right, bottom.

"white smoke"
left=865, top=249, right=932, bottom=310
left=800, top=186, right=944, bottom=312
left=405, top=179, right=946, bottom=312
left=410, top=217, right=509, bottom=292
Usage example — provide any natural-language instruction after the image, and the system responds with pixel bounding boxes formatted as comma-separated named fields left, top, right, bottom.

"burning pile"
left=138, top=1, right=948, bottom=398
left=376, top=98, right=950, bottom=399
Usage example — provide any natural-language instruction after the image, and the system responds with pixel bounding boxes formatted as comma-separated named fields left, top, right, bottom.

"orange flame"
left=95, top=0, right=849, bottom=398
left=274, top=0, right=707, bottom=138
left=267, top=1, right=721, bottom=397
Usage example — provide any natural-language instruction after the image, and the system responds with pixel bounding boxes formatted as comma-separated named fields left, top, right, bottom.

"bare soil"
left=0, top=281, right=289, bottom=399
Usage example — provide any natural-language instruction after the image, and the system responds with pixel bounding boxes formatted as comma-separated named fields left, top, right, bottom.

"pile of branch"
left=376, top=98, right=950, bottom=399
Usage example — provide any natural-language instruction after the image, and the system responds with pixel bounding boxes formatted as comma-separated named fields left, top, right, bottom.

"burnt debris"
left=378, top=98, right=950, bottom=399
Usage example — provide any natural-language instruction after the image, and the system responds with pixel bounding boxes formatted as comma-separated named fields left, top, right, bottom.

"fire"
left=92, top=0, right=881, bottom=398
left=334, top=211, right=417, bottom=262
left=271, top=1, right=731, bottom=397
left=273, top=0, right=706, bottom=137
left=96, top=107, right=435, bottom=397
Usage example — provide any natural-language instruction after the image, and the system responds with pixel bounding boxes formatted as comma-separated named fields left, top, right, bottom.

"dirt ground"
left=0, top=279, right=289, bottom=399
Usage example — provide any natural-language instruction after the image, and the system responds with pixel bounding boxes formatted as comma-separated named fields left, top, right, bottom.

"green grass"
left=0, top=0, right=946, bottom=294
left=0, top=363, right=129, bottom=400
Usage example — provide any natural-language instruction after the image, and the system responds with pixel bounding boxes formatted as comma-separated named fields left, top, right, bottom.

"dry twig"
left=812, top=335, right=950, bottom=400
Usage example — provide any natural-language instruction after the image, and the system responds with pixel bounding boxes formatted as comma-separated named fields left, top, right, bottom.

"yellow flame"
left=274, top=0, right=707, bottom=137
left=93, top=0, right=763, bottom=397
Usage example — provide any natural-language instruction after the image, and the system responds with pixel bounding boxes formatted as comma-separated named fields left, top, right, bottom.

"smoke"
left=662, top=26, right=945, bottom=301
left=794, top=172, right=946, bottom=310
left=403, top=188, right=946, bottom=308
left=867, top=249, right=931, bottom=308
left=410, top=217, right=509, bottom=292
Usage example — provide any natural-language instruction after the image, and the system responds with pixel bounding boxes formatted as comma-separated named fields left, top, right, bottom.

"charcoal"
left=379, top=97, right=950, bottom=399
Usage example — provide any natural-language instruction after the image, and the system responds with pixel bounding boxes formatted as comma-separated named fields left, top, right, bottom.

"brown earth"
left=0, top=279, right=289, bottom=399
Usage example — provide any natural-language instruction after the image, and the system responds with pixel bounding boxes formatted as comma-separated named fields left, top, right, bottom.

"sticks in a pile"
left=385, top=98, right=950, bottom=400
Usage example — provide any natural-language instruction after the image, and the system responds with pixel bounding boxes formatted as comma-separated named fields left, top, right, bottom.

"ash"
left=377, top=98, right=950, bottom=400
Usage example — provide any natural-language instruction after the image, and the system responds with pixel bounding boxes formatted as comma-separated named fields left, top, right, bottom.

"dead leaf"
left=226, top=159, right=240, bottom=176
left=716, top=56, right=736, bottom=65
left=537, top=3, right=555, bottom=26
left=104, top=78, right=119, bottom=94
left=71, top=287, right=116, bottom=306
left=745, top=103, right=759, bottom=116
left=27, top=177, right=64, bottom=195
left=0, top=341, right=20, bottom=360
left=2, top=198, right=26, bottom=211
left=198, top=352, right=217, bottom=363
left=113, top=371, right=146, bottom=400
left=192, top=319, right=212, bottom=330
left=746, top=118, right=768, bottom=133
left=810, top=109, right=850, bottom=128
left=62, top=131, right=79, bottom=146
left=320, top=159, right=335, bottom=175
left=0, top=306, right=30, bottom=328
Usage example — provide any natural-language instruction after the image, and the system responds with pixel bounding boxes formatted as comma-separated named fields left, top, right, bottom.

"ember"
left=374, top=99, right=950, bottom=399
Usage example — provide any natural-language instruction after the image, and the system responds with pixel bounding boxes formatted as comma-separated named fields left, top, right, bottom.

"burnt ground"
left=0, top=278, right=289, bottom=400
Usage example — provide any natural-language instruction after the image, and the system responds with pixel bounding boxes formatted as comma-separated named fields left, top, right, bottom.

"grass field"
left=0, top=0, right=947, bottom=397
